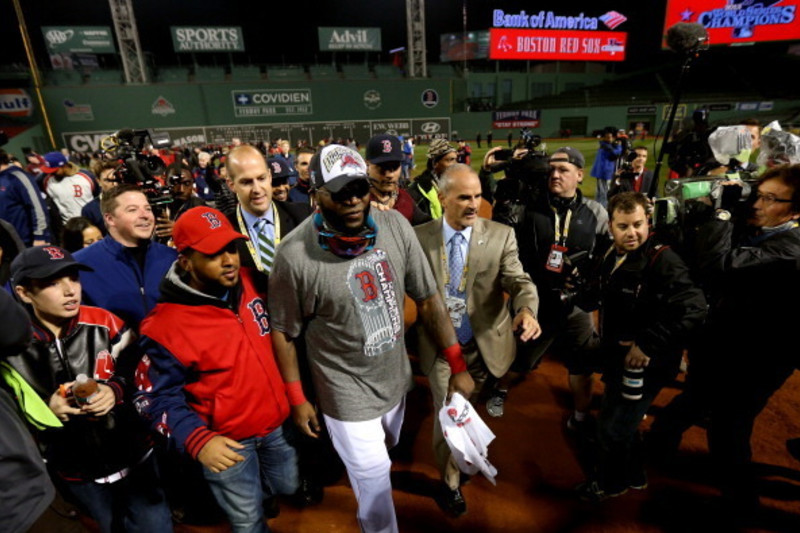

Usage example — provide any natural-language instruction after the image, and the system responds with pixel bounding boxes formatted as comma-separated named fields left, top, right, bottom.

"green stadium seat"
left=193, top=66, right=226, bottom=82
left=231, top=65, right=262, bottom=81
left=157, top=67, right=189, bottom=83
left=341, top=64, right=372, bottom=80
left=266, top=66, right=307, bottom=81
left=86, top=69, right=122, bottom=85
left=309, top=64, right=339, bottom=80
left=374, top=64, right=403, bottom=79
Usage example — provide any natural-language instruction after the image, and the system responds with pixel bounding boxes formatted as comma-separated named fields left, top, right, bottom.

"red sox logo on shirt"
left=201, top=211, right=222, bottom=229
left=247, top=297, right=271, bottom=336
left=42, top=247, right=65, bottom=260
left=354, top=271, right=378, bottom=302
left=134, top=354, right=153, bottom=392
left=73, top=184, right=83, bottom=198
left=94, top=350, right=115, bottom=380
left=446, top=404, right=472, bottom=428
left=271, top=161, right=282, bottom=174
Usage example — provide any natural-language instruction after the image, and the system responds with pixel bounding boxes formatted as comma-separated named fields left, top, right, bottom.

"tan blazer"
left=413, top=217, right=539, bottom=378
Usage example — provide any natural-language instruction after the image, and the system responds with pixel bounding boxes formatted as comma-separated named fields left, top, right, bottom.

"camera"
left=100, top=129, right=173, bottom=211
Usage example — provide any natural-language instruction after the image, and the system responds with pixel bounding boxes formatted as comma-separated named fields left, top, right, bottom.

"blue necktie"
left=448, top=232, right=473, bottom=343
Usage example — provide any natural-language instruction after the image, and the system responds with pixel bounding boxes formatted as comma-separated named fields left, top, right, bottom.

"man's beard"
left=319, top=202, right=371, bottom=235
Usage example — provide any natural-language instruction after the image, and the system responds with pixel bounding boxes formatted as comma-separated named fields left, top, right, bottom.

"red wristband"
left=442, top=343, right=467, bottom=374
left=285, top=380, right=307, bottom=407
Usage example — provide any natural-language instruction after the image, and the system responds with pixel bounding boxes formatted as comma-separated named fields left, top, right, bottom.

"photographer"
left=489, top=135, right=549, bottom=222
left=488, top=147, right=607, bottom=433
left=590, top=127, right=623, bottom=208
left=657, top=165, right=800, bottom=511
left=576, top=192, right=706, bottom=502
left=609, top=146, right=657, bottom=201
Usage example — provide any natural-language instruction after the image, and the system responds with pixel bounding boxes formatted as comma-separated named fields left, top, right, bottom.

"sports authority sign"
left=42, top=26, right=116, bottom=54
left=492, top=110, right=541, bottom=129
left=319, top=27, right=382, bottom=51
left=490, top=29, right=627, bottom=61
left=171, top=27, right=245, bottom=52
left=232, top=89, right=312, bottom=117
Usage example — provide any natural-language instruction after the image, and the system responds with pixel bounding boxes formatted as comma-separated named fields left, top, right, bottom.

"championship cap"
left=310, top=144, right=369, bottom=193
left=10, top=245, right=93, bottom=285
left=550, top=147, right=585, bottom=169
left=41, top=151, right=69, bottom=173
left=365, top=134, right=404, bottom=164
left=172, top=206, right=248, bottom=254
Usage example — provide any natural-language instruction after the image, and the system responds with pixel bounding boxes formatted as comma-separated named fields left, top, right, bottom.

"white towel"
left=438, top=392, right=498, bottom=485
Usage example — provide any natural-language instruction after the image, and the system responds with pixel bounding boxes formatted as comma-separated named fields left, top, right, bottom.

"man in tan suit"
left=414, top=163, right=541, bottom=516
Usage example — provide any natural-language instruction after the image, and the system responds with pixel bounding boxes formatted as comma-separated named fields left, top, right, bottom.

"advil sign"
left=0, top=89, right=34, bottom=118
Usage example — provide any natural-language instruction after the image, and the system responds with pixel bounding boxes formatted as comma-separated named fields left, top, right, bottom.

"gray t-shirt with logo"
left=269, top=209, right=437, bottom=421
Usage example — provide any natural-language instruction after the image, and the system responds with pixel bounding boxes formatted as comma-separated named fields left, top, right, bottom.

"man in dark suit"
left=609, top=146, right=657, bottom=200
left=224, top=145, right=313, bottom=292
left=414, top=163, right=540, bottom=516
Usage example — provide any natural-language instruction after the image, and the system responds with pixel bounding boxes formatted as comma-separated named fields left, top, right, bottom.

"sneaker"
left=575, top=480, right=628, bottom=503
left=485, top=389, right=507, bottom=418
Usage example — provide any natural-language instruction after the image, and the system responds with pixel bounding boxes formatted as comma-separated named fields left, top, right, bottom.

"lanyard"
left=441, top=235, right=469, bottom=293
left=552, top=207, right=573, bottom=246
left=236, top=204, right=281, bottom=272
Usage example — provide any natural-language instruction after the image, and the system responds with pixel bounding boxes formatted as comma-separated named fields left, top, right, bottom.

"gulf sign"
left=0, top=89, right=34, bottom=118
left=664, top=0, right=800, bottom=46
left=489, top=29, right=627, bottom=61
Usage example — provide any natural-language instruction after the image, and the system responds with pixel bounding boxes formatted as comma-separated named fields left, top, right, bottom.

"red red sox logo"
left=94, top=350, right=115, bottom=380
left=134, top=354, right=153, bottom=392
left=42, top=247, right=65, bottom=260
left=201, top=211, right=222, bottom=229
left=247, top=298, right=271, bottom=335
left=341, top=154, right=363, bottom=172
left=354, top=271, right=378, bottom=302
left=73, top=184, right=83, bottom=198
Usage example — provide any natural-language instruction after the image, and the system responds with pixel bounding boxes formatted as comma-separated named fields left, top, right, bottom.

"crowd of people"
left=1, top=124, right=799, bottom=532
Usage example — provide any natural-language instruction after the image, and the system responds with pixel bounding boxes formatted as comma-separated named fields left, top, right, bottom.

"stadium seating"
left=266, top=66, right=307, bottom=81
left=156, top=67, right=190, bottom=83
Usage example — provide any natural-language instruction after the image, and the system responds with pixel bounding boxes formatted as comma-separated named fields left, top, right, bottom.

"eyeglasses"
left=755, top=192, right=793, bottom=205
left=329, top=179, right=371, bottom=203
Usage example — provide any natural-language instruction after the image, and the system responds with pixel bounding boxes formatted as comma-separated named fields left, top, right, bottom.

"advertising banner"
left=663, top=0, right=800, bottom=47
left=171, top=27, right=245, bottom=52
left=232, top=89, right=312, bottom=117
left=42, top=27, right=116, bottom=54
left=492, top=110, right=541, bottom=129
left=319, top=27, right=382, bottom=51
left=489, top=29, right=627, bottom=61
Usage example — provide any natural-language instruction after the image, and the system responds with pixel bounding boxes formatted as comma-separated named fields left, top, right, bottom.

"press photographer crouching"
left=651, top=164, right=800, bottom=512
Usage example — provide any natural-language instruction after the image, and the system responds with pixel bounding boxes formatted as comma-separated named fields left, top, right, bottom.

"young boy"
left=6, top=245, right=171, bottom=533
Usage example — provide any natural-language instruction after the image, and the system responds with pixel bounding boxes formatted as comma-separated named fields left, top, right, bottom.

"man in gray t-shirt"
left=270, top=145, right=474, bottom=533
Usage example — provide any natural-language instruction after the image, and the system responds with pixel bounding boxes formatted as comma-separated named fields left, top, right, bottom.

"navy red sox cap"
left=267, top=157, right=293, bottom=183
left=10, top=245, right=93, bottom=285
left=365, top=134, right=404, bottom=164
left=172, top=206, right=248, bottom=254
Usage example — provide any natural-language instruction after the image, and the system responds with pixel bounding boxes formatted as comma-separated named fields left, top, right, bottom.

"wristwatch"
left=715, top=209, right=731, bottom=221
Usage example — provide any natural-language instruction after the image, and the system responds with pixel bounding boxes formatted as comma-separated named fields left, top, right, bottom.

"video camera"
left=100, top=129, right=173, bottom=211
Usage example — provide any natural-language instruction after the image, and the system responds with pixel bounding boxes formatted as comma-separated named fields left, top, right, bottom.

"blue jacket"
left=74, top=236, right=176, bottom=330
left=590, top=141, right=622, bottom=182
left=0, top=166, right=51, bottom=245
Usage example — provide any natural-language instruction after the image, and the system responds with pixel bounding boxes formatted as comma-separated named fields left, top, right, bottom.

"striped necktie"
left=256, top=218, right=275, bottom=273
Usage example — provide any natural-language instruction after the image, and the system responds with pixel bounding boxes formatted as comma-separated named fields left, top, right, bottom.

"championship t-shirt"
left=269, top=209, right=437, bottom=421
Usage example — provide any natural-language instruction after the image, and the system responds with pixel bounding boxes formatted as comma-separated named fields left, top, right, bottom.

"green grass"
left=408, top=137, right=665, bottom=200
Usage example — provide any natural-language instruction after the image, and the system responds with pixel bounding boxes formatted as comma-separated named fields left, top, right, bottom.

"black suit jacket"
left=225, top=200, right=313, bottom=293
